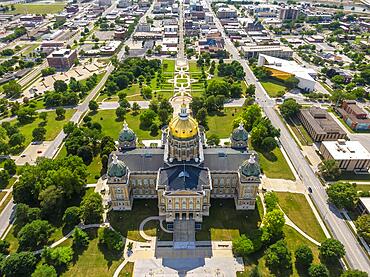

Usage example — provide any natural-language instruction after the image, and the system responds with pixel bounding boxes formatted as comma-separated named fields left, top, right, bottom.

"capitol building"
left=106, top=104, right=261, bottom=231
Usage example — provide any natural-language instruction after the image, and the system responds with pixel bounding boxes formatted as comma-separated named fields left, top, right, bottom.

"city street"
left=204, top=0, right=370, bottom=272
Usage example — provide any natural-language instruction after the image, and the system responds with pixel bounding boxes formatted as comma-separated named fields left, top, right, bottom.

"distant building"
left=319, top=139, right=370, bottom=173
left=279, top=6, right=299, bottom=20
left=336, top=101, right=370, bottom=131
left=47, top=48, right=77, bottom=70
left=298, top=107, right=347, bottom=142
left=258, top=54, right=316, bottom=92
left=198, top=31, right=225, bottom=53
left=66, top=5, right=79, bottom=13
left=99, top=0, right=112, bottom=6
left=217, top=7, right=237, bottom=19
left=241, top=45, right=293, bottom=59
left=100, top=41, right=121, bottom=55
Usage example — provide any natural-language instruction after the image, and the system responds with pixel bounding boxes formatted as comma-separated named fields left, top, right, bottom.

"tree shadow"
left=98, top=241, right=124, bottom=269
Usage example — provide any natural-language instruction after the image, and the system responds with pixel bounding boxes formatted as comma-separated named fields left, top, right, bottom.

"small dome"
left=108, top=154, right=127, bottom=178
left=232, top=122, right=248, bottom=142
left=241, top=153, right=260, bottom=177
left=169, top=103, right=198, bottom=139
left=118, top=122, right=136, bottom=142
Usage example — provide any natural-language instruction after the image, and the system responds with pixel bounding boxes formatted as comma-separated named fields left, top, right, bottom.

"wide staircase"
left=173, top=219, right=196, bottom=249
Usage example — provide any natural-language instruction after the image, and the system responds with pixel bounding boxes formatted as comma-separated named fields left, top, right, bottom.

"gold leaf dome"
left=169, top=104, right=198, bottom=139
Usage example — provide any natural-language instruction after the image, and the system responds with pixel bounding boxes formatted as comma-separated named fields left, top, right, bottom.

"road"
left=204, top=0, right=370, bottom=273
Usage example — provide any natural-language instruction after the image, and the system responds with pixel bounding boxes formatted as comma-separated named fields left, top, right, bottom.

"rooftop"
left=321, top=140, right=370, bottom=160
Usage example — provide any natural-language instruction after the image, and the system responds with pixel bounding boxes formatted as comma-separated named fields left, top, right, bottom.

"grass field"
left=109, top=199, right=171, bottom=242
left=86, top=155, right=102, bottom=184
left=162, top=59, right=175, bottom=74
left=255, top=146, right=295, bottom=180
left=61, top=229, right=124, bottom=277
left=356, top=184, right=370, bottom=192
left=0, top=193, right=12, bottom=215
left=260, top=79, right=287, bottom=98
left=12, top=109, right=75, bottom=148
left=196, top=199, right=261, bottom=241
left=189, top=60, right=201, bottom=73
left=91, top=110, right=161, bottom=140
left=276, top=192, right=326, bottom=242
left=206, top=107, right=243, bottom=138
left=8, top=3, right=66, bottom=14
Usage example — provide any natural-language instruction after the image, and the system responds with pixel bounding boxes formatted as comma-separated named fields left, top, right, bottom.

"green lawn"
left=189, top=61, right=201, bottom=73
left=206, top=107, right=243, bottom=138
left=255, top=146, right=295, bottom=180
left=356, top=184, right=370, bottom=192
left=13, top=109, right=75, bottom=148
left=61, top=228, right=124, bottom=277
left=287, top=116, right=313, bottom=146
left=275, top=192, right=326, bottom=242
left=162, top=59, right=175, bottom=74
left=8, top=3, right=66, bottom=14
left=91, top=110, right=161, bottom=140
left=108, top=199, right=171, bottom=242
left=260, top=79, right=287, bottom=98
left=0, top=193, right=12, bottom=215
left=196, top=199, right=262, bottom=241
left=86, top=155, right=102, bottom=184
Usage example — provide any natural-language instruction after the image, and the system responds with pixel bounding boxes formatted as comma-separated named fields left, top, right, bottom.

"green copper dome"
left=241, top=153, right=260, bottom=177
left=232, top=122, right=248, bottom=142
left=118, top=122, right=136, bottom=142
left=108, top=154, right=127, bottom=178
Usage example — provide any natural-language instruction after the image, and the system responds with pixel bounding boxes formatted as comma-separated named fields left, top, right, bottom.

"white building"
left=99, top=0, right=112, bottom=7
left=319, top=140, right=370, bottom=173
left=257, top=54, right=316, bottom=92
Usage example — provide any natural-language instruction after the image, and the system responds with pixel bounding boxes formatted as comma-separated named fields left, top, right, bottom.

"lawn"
left=287, top=116, right=313, bottom=146
left=356, top=184, right=370, bottom=192
left=91, top=110, right=161, bottom=140
left=196, top=199, right=262, bottom=241
left=260, top=79, right=287, bottom=98
left=255, top=146, right=295, bottom=181
left=86, top=155, right=102, bottom=184
left=162, top=59, right=175, bottom=74
left=240, top=226, right=321, bottom=277
left=61, top=228, right=124, bottom=277
left=206, top=107, right=243, bottom=138
left=0, top=193, right=12, bottom=215
left=108, top=199, right=172, bottom=242
left=275, top=192, right=326, bottom=242
left=13, top=109, right=75, bottom=148
left=8, top=3, right=66, bottom=14
left=189, top=60, right=201, bottom=73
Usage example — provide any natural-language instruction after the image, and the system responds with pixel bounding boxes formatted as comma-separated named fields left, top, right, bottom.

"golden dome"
left=169, top=104, right=198, bottom=139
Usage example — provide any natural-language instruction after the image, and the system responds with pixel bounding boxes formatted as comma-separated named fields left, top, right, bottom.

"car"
left=308, top=187, right=313, bottom=193
left=37, top=150, right=42, bottom=154
left=21, top=154, right=26, bottom=158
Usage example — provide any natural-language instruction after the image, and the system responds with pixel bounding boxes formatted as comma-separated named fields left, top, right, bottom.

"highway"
left=204, top=0, right=370, bottom=273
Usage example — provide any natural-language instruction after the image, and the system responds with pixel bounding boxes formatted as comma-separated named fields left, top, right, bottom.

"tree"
left=55, top=107, right=66, bottom=120
left=261, top=209, right=285, bottom=242
left=232, top=234, right=255, bottom=256
left=141, top=86, right=152, bottom=99
left=264, top=192, right=278, bottom=212
left=237, top=104, right=262, bottom=132
left=73, top=227, right=89, bottom=249
left=0, top=240, right=10, bottom=255
left=41, top=67, right=56, bottom=77
left=98, top=227, right=124, bottom=251
left=265, top=240, right=292, bottom=273
left=18, top=220, right=54, bottom=250
left=2, top=252, right=37, bottom=277
left=32, top=127, right=46, bottom=142
left=207, top=134, right=220, bottom=146
left=340, top=270, right=368, bottom=277
left=195, top=107, right=208, bottom=128
left=116, top=106, right=126, bottom=120
left=53, top=80, right=68, bottom=93
left=261, top=137, right=277, bottom=152
left=9, top=132, right=25, bottom=147
left=77, top=145, right=93, bottom=165
left=295, top=244, right=313, bottom=269
left=206, top=79, right=231, bottom=97
left=279, top=98, right=301, bottom=119
left=80, top=192, right=103, bottom=224
left=32, top=264, right=57, bottom=277
left=326, top=182, right=358, bottom=210
left=63, top=122, right=76, bottom=135
left=17, top=107, right=36, bottom=124
left=3, top=80, right=22, bottom=98
left=39, top=112, right=48, bottom=122
left=319, top=159, right=341, bottom=181
left=38, top=185, right=64, bottom=218
left=355, top=214, right=370, bottom=243
left=63, top=206, right=81, bottom=226
left=308, top=264, right=329, bottom=277
left=319, top=238, right=345, bottom=263
left=0, top=170, right=10, bottom=188
left=42, top=246, right=73, bottom=267
left=230, top=83, right=242, bottom=98
left=88, top=100, right=99, bottom=112
left=331, top=75, right=345, bottom=85
left=132, top=102, right=140, bottom=115
left=139, top=109, right=157, bottom=129
left=246, top=84, right=256, bottom=96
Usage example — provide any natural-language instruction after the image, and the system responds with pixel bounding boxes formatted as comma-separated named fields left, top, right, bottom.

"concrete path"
left=284, top=214, right=321, bottom=246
